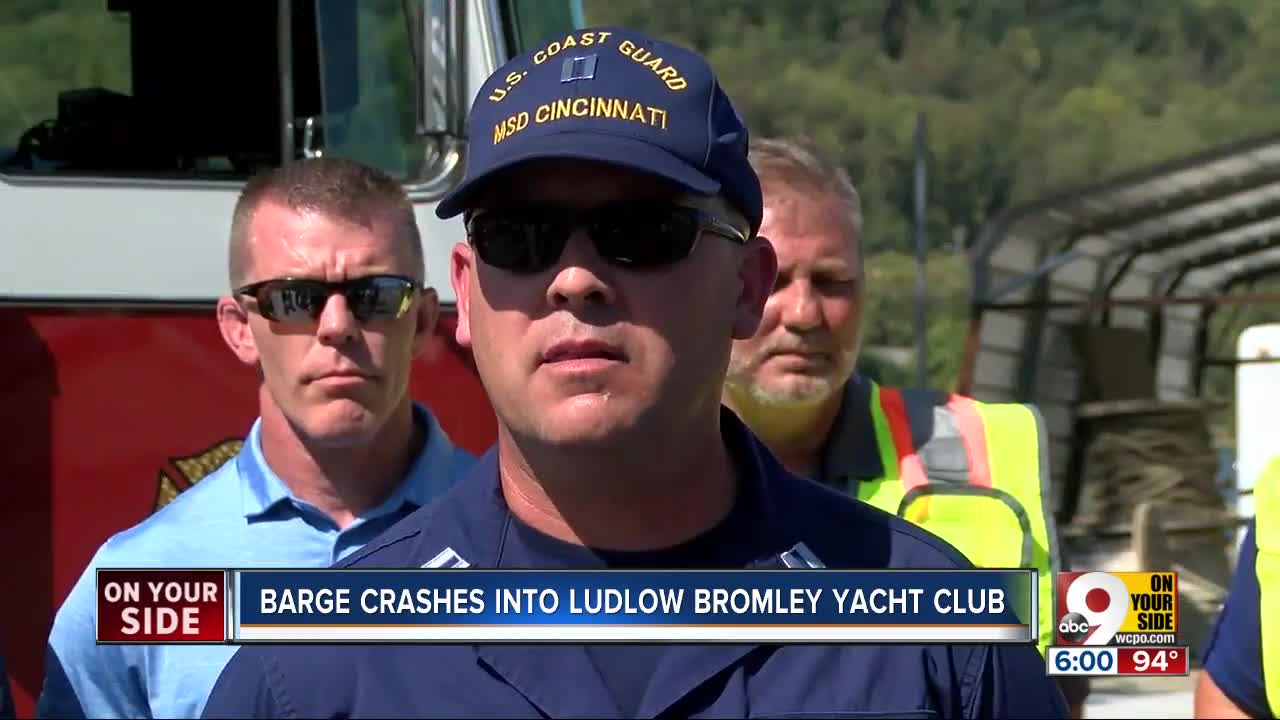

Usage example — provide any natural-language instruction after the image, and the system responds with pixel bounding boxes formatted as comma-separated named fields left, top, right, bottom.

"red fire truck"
left=0, top=1, right=582, bottom=714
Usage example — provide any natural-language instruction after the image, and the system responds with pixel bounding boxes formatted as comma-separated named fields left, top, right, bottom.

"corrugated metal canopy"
left=960, top=131, right=1280, bottom=516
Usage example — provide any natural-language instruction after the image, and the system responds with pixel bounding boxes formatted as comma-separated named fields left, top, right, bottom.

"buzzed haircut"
left=749, top=137, right=863, bottom=262
left=227, top=157, right=425, bottom=289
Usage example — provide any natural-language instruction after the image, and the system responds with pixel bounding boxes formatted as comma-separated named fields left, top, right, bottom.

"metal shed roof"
left=958, top=130, right=1280, bottom=514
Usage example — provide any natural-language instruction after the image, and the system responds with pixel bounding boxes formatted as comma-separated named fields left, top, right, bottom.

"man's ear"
left=216, top=295, right=260, bottom=367
left=450, top=242, right=475, bottom=349
left=411, top=286, right=440, bottom=357
left=732, top=235, right=779, bottom=340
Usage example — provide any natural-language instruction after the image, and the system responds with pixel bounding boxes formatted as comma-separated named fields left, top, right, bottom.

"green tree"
left=580, top=0, right=1280, bottom=391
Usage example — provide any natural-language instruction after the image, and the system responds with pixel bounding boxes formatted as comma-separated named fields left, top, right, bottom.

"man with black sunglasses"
left=202, top=27, right=1068, bottom=719
left=37, top=157, right=475, bottom=719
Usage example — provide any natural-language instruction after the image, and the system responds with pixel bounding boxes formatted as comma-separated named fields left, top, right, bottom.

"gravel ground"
left=1083, top=672, right=1198, bottom=719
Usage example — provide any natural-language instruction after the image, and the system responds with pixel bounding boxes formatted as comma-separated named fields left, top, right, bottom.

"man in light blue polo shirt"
left=35, top=157, right=476, bottom=719
left=1, top=653, right=14, bottom=719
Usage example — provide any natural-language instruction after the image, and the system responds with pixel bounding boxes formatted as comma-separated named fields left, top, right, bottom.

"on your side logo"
left=1055, top=571, right=1178, bottom=646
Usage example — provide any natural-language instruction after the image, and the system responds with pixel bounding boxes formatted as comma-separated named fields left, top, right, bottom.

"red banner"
left=96, top=569, right=226, bottom=643
left=1117, top=646, right=1189, bottom=676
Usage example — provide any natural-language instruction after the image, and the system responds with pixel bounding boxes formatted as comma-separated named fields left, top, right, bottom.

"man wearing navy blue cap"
left=202, top=27, right=1070, bottom=719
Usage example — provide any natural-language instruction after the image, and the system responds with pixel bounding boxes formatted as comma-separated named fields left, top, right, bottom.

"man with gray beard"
left=723, top=136, right=1090, bottom=718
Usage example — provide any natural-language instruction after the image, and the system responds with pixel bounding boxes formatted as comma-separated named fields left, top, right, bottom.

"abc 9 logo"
left=1059, top=572, right=1129, bottom=645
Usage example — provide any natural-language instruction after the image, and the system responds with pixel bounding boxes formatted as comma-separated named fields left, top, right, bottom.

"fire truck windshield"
left=0, top=0, right=582, bottom=183
left=502, top=0, right=585, bottom=54
left=313, top=0, right=430, bottom=181
left=315, top=0, right=584, bottom=183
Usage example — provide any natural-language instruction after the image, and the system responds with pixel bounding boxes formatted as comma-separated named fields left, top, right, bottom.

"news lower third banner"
left=96, top=567, right=1037, bottom=644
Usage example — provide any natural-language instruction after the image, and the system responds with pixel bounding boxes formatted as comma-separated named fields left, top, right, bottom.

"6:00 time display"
left=1049, top=646, right=1116, bottom=675
left=1047, top=646, right=1190, bottom=676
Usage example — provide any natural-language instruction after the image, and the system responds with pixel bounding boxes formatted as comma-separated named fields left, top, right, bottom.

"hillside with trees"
left=582, top=0, right=1280, bottom=391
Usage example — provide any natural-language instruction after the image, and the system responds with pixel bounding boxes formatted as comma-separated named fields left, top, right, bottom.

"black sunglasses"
left=465, top=203, right=750, bottom=275
left=235, top=274, right=419, bottom=323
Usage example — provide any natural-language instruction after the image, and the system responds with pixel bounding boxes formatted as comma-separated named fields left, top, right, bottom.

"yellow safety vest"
left=850, top=380, right=1058, bottom=658
left=1257, top=456, right=1280, bottom=714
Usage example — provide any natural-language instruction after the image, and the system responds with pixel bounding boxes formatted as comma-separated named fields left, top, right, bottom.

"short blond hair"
left=750, top=136, right=863, bottom=246
left=228, top=157, right=423, bottom=289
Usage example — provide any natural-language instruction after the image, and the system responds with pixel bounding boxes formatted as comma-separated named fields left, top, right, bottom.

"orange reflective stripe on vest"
left=879, top=388, right=993, bottom=490
left=877, top=387, right=928, bottom=491
left=946, top=395, right=991, bottom=488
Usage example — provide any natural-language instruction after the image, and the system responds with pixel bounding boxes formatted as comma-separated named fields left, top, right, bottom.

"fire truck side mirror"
left=417, top=0, right=468, bottom=140
left=404, top=0, right=468, bottom=193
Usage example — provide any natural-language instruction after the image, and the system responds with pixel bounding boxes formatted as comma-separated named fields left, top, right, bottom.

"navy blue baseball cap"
left=435, top=27, right=763, bottom=235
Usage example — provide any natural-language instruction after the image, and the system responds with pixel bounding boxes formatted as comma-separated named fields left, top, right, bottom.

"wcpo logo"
left=1055, top=571, right=1179, bottom=646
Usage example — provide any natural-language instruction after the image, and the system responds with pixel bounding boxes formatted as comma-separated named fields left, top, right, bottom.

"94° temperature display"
left=1047, top=646, right=1190, bottom=677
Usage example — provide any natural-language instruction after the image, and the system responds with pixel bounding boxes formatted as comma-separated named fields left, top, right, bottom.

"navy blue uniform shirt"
left=203, top=410, right=1070, bottom=719
left=1203, top=521, right=1269, bottom=718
